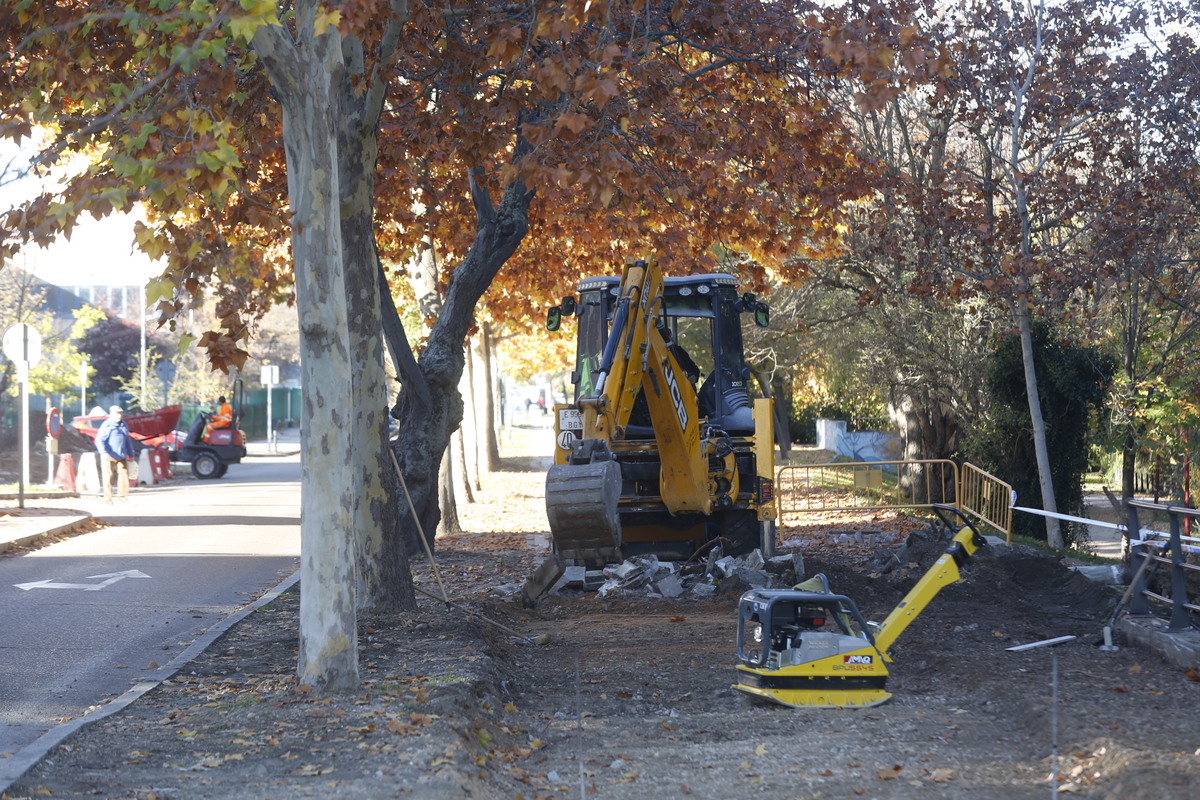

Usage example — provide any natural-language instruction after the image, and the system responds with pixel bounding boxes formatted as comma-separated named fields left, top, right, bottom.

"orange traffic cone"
left=54, top=453, right=77, bottom=492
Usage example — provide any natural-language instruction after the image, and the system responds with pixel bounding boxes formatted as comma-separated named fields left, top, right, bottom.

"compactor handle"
left=930, top=504, right=988, bottom=554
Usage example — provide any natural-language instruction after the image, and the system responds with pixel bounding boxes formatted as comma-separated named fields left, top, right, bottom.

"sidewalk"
left=0, top=502, right=92, bottom=553
left=246, top=425, right=301, bottom=456
left=1, top=429, right=302, bottom=553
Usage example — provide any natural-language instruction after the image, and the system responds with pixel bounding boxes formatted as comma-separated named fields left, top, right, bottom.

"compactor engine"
left=544, top=259, right=776, bottom=567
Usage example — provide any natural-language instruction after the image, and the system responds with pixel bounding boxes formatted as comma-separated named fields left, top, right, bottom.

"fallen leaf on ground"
left=293, top=763, right=329, bottom=776
left=878, top=765, right=903, bottom=780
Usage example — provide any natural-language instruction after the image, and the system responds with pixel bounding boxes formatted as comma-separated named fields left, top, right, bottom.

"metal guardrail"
left=775, top=459, right=1013, bottom=542
left=1126, top=499, right=1200, bottom=631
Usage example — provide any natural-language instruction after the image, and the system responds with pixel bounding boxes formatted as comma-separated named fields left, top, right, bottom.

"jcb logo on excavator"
left=664, top=367, right=689, bottom=429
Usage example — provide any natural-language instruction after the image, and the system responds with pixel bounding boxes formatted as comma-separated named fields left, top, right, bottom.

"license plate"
left=558, top=408, right=583, bottom=430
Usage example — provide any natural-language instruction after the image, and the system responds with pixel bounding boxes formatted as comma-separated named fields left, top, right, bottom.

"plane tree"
left=1082, top=16, right=1200, bottom=503
left=0, top=0, right=933, bottom=688
left=367, top=1, right=942, bottom=553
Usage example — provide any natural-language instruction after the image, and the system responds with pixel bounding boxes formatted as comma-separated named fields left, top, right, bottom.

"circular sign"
left=2, top=323, right=42, bottom=367
left=47, top=407, right=62, bottom=439
left=556, top=431, right=576, bottom=451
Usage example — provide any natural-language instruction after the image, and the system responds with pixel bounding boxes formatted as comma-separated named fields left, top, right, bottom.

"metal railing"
left=959, top=462, right=1014, bottom=542
left=1125, top=499, right=1200, bottom=631
left=775, top=459, right=1013, bottom=541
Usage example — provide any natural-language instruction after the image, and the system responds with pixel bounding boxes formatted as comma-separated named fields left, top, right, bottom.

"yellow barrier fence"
left=775, top=459, right=1013, bottom=542
left=958, top=462, right=1014, bottom=542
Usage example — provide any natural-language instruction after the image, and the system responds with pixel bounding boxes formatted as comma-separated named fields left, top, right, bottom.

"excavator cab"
left=545, top=261, right=776, bottom=567
left=565, top=275, right=762, bottom=434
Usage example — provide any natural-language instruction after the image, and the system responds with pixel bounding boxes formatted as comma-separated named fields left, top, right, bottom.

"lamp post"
left=80, top=358, right=88, bottom=416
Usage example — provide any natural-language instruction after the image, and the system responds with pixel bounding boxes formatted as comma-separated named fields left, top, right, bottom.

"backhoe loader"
left=544, top=258, right=776, bottom=567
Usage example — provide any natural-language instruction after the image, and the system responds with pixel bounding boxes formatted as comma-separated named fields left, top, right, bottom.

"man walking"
left=96, top=405, right=135, bottom=502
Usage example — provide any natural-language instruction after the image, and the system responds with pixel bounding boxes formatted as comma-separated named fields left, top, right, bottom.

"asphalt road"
left=0, top=452, right=301, bottom=760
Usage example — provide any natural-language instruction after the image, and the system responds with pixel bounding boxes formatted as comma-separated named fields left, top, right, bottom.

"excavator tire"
left=545, top=460, right=623, bottom=567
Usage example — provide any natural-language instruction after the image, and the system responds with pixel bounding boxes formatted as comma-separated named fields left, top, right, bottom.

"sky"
left=1, top=138, right=158, bottom=289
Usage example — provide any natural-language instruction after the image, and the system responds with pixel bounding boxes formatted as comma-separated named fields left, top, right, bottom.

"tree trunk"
left=1122, top=424, right=1138, bottom=500
left=478, top=325, right=501, bottom=472
left=437, top=443, right=461, bottom=536
left=335, top=34, right=412, bottom=614
left=253, top=18, right=358, bottom=691
left=455, top=425, right=476, bottom=504
left=889, top=393, right=959, bottom=505
left=390, top=176, right=534, bottom=556
left=460, top=340, right=481, bottom=494
left=1120, top=273, right=1140, bottom=503
left=391, top=242, right=445, bottom=554
left=1016, top=307, right=1063, bottom=548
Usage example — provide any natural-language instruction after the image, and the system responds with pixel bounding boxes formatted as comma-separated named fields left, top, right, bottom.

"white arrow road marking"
left=15, top=570, right=151, bottom=591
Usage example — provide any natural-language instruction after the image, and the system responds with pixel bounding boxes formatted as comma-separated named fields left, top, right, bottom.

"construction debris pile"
left=506, top=521, right=1066, bottom=605
left=499, top=547, right=808, bottom=603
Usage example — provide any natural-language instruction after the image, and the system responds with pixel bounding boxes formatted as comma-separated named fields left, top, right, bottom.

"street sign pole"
left=18, top=362, right=28, bottom=508
left=46, top=404, right=62, bottom=487
left=261, top=364, right=279, bottom=453
left=80, top=359, right=88, bottom=417
left=45, top=397, right=52, bottom=486
left=4, top=323, right=43, bottom=509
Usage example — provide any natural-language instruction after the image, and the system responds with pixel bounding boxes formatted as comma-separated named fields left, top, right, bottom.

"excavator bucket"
left=545, top=460, right=623, bottom=567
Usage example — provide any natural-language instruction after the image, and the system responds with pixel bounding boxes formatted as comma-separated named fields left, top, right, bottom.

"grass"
left=216, top=697, right=261, bottom=712
left=1082, top=471, right=1111, bottom=493
left=1007, top=531, right=1123, bottom=564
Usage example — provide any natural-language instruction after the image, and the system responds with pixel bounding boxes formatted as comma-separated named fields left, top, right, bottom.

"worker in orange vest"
left=202, top=395, right=234, bottom=442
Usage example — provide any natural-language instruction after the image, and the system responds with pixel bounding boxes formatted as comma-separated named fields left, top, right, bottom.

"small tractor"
left=169, top=383, right=248, bottom=479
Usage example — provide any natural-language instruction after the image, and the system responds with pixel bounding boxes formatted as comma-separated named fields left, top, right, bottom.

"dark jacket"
left=96, top=418, right=135, bottom=460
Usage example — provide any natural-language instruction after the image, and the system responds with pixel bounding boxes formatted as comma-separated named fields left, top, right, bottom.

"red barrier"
left=54, top=454, right=76, bottom=492
left=149, top=448, right=172, bottom=482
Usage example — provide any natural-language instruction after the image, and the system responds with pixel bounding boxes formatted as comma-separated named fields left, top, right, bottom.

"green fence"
left=238, top=387, right=302, bottom=440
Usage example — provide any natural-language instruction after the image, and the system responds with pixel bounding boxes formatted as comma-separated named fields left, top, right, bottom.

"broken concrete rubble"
left=653, top=572, right=685, bottom=598
left=541, top=547, right=805, bottom=600
left=766, top=552, right=804, bottom=578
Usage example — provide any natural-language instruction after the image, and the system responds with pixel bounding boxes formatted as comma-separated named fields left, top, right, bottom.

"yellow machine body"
left=734, top=642, right=893, bottom=709
left=733, top=507, right=986, bottom=708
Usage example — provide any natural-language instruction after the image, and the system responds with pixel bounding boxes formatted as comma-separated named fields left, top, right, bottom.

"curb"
left=1116, top=616, right=1200, bottom=672
left=0, top=515, right=92, bottom=554
left=0, top=569, right=301, bottom=794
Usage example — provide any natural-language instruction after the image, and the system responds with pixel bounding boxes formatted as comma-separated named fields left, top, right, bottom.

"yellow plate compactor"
left=734, top=505, right=987, bottom=709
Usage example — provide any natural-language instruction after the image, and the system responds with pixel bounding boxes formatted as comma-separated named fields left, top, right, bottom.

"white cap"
left=109, top=405, right=123, bottom=414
